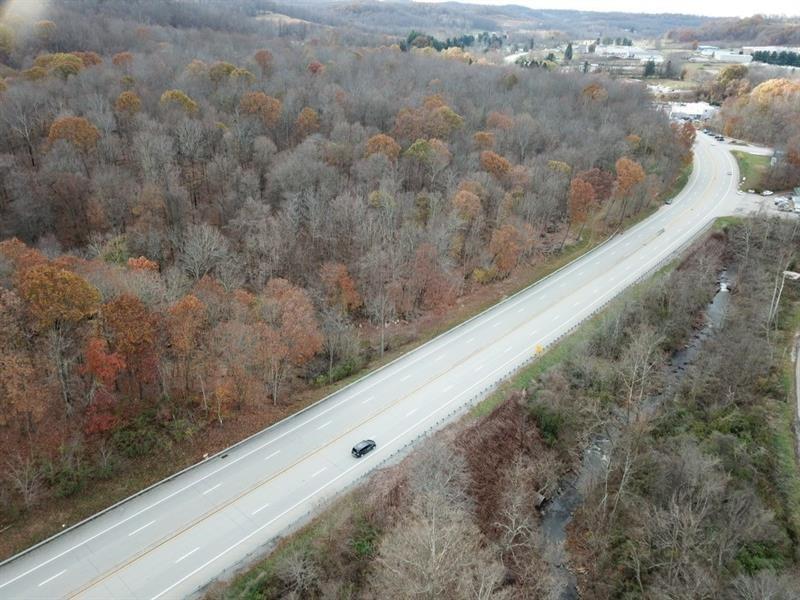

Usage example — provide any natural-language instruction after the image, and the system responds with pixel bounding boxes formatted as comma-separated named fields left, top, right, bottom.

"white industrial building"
left=594, top=45, right=664, bottom=63
left=714, top=52, right=753, bottom=63
left=668, top=101, right=717, bottom=121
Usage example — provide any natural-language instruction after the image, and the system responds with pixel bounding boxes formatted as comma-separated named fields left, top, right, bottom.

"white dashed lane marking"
left=175, top=548, right=200, bottom=564
left=37, top=570, right=66, bottom=588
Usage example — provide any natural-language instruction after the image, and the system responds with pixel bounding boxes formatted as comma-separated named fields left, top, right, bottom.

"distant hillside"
left=269, top=1, right=709, bottom=39
left=669, top=15, right=800, bottom=45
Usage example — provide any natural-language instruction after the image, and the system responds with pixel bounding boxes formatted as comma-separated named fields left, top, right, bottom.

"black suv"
left=352, top=439, right=376, bottom=458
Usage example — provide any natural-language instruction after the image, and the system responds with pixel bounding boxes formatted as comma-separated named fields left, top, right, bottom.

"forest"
left=669, top=15, right=800, bottom=45
left=217, top=217, right=800, bottom=599
left=0, top=0, right=691, bottom=555
left=706, top=65, right=800, bottom=189
left=266, top=0, right=708, bottom=41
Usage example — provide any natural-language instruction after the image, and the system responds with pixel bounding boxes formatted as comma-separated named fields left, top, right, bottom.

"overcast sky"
left=416, top=0, right=799, bottom=18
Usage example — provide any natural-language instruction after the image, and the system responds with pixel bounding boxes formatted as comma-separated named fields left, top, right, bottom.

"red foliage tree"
left=320, top=262, right=362, bottom=313
left=82, top=336, right=125, bottom=389
left=254, top=49, right=273, bottom=77
left=102, top=295, right=158, bottom=400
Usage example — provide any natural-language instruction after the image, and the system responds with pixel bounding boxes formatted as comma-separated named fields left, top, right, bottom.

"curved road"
left=0, top=133, right=745, bottom=599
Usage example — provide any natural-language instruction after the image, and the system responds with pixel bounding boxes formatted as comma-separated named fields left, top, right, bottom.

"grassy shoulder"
left=732, top=150, right=771, bottom=192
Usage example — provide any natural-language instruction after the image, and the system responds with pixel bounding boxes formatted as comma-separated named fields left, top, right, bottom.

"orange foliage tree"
left=452, top=189, right=482, bottom=220
left=112, top=51, right=133, bottom=70
left=564, top=177, right=596, bottom=247
left=114, top=91, right=141, bottom=118
left=18, top=264, right=100, bottom=330
left=320, top=262, right=362, bottom=313
left=70, top=51, right=102, bottom=67
left=480, top=150, right=512, bottom=180
left=167, top=294, right=207, bottom=393
left=473, top=131, right=495, bottom=150
left=127, top=256, right=159, bottom=272
left=254, top=49, right=273, bottom=77
left=365, top=133, right=401, bottom=162
left=0, top=289, right=46, bottom=432
left=489, top=224, right=523, bottom=275
left=394, top=96, right=464, bottom=141
left=486, top=111, right=513, bottom=130
left=256, top=278, right=322, bottom=404
left=615, top=157, right=646, bottom=198
left=102, top=295, right=158, bottom=400
left=48, top=116, right=100, bottom=154
left=240, top=91, right=282, bottom=128
left=295, top=106, right=320, bottom=140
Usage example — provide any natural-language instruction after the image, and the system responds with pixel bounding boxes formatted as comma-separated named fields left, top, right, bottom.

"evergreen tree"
left=564, top=42, right=573, bottom=61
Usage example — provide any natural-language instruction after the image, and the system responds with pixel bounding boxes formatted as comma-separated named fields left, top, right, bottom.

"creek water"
left=538, top=271, right=731, bottom=599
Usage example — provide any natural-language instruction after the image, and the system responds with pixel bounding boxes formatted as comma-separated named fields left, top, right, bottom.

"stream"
left=538, top=270, right=732, bottom=599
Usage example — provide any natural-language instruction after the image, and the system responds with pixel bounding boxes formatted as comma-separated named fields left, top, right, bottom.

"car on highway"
left=351, top=439, right=376, bottom=458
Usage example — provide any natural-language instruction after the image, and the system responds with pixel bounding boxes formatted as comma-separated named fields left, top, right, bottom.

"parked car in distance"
left=762, top=190, right=774, bottom=196
left=352, top=439, right=376, bottom=458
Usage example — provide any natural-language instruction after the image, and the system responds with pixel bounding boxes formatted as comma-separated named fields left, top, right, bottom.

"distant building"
left=594, top=45, right=663, bottom=63
left=698, top=45, right=719, bottom=56
left=636, top=52, right=664, bottom=64
left=714, top=52, right=752, bottom=63
left=669, top=101, right=717, bottom=121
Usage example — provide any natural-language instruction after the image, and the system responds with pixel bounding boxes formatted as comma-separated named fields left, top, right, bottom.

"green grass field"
left=732, top=150, right=771, bottom=192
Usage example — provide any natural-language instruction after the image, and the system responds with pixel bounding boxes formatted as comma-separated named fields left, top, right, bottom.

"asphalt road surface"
left=0, top=132, right=747, bottom=599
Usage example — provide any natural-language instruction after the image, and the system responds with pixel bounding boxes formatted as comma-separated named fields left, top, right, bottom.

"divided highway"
left=0, top=132, right=744, bottom=599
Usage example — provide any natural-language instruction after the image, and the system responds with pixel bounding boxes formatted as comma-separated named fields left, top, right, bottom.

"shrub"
left=529, top=402, right=565, bottom=447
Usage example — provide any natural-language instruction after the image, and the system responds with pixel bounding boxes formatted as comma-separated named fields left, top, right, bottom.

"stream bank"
left=539, top=270, right=732, bottom=599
